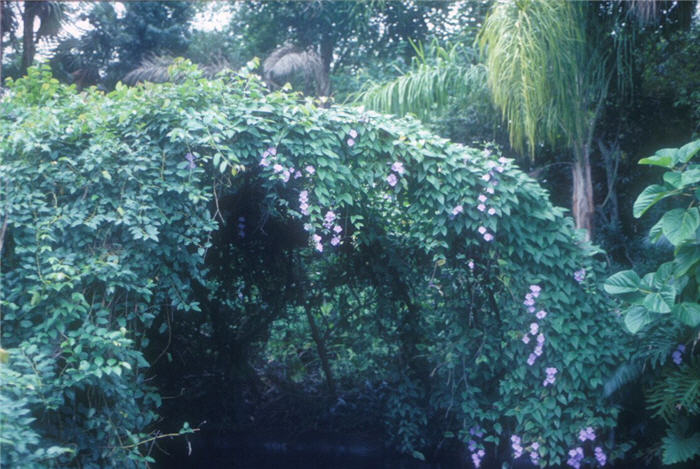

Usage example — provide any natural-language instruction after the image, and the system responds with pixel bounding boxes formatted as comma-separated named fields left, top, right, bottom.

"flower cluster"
left=578, top=427, right=596, bottom=442
left=672, top=344, right=686, bottom=365
left=522, top=285, right=548, bottom=367
left=530, top=442, right=541, bottom=465
left=387, top=160, right=405, bottom=187
left=543, top=367, right=558, bottom=386
left=299, top=190, right=310, bottom=216
left=468, top=426, right=486, bottom=468
left=511, top=435, right=524, bottom=459
left=574, top=268, right=586, bottom=284
left=312, top=234, right=323, bottom=252
left=477, top=226, right=494, bottom=242
left=567, top=447, right=584, bottom=469
left=594, top=446, right=607, bottom=466
left=237, top=216, right=245, bottom=239
left=259, top=146, right=277, bottom=167
left=347, top=128, right=358, bottom=147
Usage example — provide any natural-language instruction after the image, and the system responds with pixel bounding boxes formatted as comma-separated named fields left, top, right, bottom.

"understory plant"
left=604, top=139, right=700, bottom=465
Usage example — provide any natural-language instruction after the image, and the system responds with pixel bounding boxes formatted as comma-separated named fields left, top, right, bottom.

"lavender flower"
left=452, top=205, right=464, bottom=216
left=305, top=165, right=315, bottom=175
left=488, top=208, right=496, bottom=216
left=574, top=268, right=586, bottom=284
left=333, top=225, right=343, bottom=233
left=349, top=129, right=358, bottom=139
left=594, top=446, right=607, bottom=466
left=527, top=353, right=537, bottom=366
left=478, top=203, right=486, bottom=212
left=391, top=161, right=405, bottom=175
left=536, top=333, right=545, bottom=344
left=672, top=344, right=686, bottom=365
left=468, top=260, right=475, bottom=270
left=331, top=236, right=341, bottom=246
left=530, top=323, right=539, bottom=335
left=478, top=226, right=487, bottom=235
left=273, top=163, right=284, bottom=174
left=522, top=334, right=531, bottom=344
left=543, top=367, right=558, bottom=386
left=387, top=173, right=398, bottom=187
left=347, top=138, right=355, bottom=147
left=534, top=344, right=543, bottom=357
left=579, top=427, right=596, bottom=442
left=237, top=216, right=245, bottom=238
left=567, top=447, right=584, bottom=469
left=482, top=173, right=491, bottom=182
left=185, top=152, right=197, bottom=169
left=486, top=186, right=495, bottom=194
left=268, top=147, right=277, bottom=156
left=478, top=194, right=488, bottom=203
left=323, top=210, right=336, bottom=229
left=483, top=233, right=494, bottom=242
left=281, top=169, right=291, bottom=183
left=530, top=285, right=541, bottom=296
left=312, top=234, right=323, bottom=252
left=536, top=310, right=547, bottom=319
left=511, top=435, right=523, bottom=458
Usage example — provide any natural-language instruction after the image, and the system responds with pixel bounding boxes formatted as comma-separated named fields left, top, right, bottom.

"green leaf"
left=661, top=430, right=700, bottom=465
left=604, top=270, right=641, bottom=295
left=633, top=184, right=673, bottom=218
left=674, top=243, right=700, bottom=277
left=676, top=139, right=700, bottom=164
left=663, top=171, right=682, bottom=189
left=680, top=167, right=700, bottom=187
left=673, top=302, right=700, bottom=327
left=642, top=289, right=674, bottom=314
left=624, top=305, right=653, bottom=334
left=639, top=149, right=676, bottom=168
left=661, top=207, right=699, bottom=246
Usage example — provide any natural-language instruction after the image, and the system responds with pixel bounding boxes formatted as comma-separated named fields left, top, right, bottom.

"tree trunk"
left=572, top=142, right=594, bottom=241
left=20, top=3, right=36, bottom=76
left=304, top=302, right=336, bottom=398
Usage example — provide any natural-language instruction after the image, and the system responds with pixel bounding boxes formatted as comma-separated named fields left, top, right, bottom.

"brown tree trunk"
left=572, top=143, right=594, bottom=241
left=20, top=2, right=36, bottom=76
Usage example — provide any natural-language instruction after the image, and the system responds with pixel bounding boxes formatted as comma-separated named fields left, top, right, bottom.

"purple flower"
left=333, top=225, right=342, bottom=233
left=468, top=440, right=477, bottom=452
left=331, top=236, right=341, bottom=246
left=305, top=165, right=315, bottom=175
left=323, top=210, right=336, bottom=229
left=294, top=170, right=302, bottom=179
left=486, top=186, right=495, bottom=194
left=260, top=157, right=270, bottom=167
left=672, top=344, right=686, bottom=365
left=536, top=310, right=547, bottom=319
left=468, top=260, right=475, bottom=270
left=498, top=157, right=508, bottom=164
left=511, top=435, right=523, bottom=458
left=471, top=453, right=482, bottom=468
left=536, top=333, right=545, bottom=344
left=496, top=166, right=505, bottom=173
left=528, top=306, right=536, bottom=313
left=452, top=205, right=464, bottom=216
left=524, top=296, right=535, bottom=307
left=567, top=447, right=584, bottom=469
left=387, top=173, right=398, bottom=187
left=527, top=353, right=536, bottom=366
left=522, top=334, right=531, bottom=344
left=347, top=138, right=355, bottom=147
left=478, top=203, right=486, bottom=212
left=303, top=223, right=312, bottom=232
left=312, top=234, right=323, bottom=252
left=482, top=173, right=491, bottom=182
left=268, top=147, right=277, bottom=156
left=488, top=208, right=496, bottom=216
left=530, top=285, right=541, bottom=296
left=349, top=129, right=358, bottom=139
left=281, top=169, right=291, bottom=183
left=483, top=233, right=494, bottom=242
left=594, top=447, right=607, bottom=466
left=237, top=216, right=245, bottom=238
left=478, top=194, right=488, bottom=203
left=185, top=152, right=196, bottom=169
left=543, top=367, right=558, bottom=386
left=530, top=323, right=539, bottom=335
left=534, top=344, right=543, bottom=357
left=478, top=226, right=487, bottom=235
left=574, top=268, right=586, bottom=284
left=273, top=163, right=284, bottom=174
left=579, top=427, right=596, bottom=442
left=391, top=161, right=406, bottom=175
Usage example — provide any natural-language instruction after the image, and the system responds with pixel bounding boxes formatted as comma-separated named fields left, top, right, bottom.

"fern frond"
left=647, top=361, right=700, bottom=423
left=661, top=419, right=700, bottom=465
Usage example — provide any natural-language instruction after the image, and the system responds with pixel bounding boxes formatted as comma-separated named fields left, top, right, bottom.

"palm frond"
left=262, top=44, right=329, bottom=97
left=603, top=360, right=644, bottom=397
left=647, top=361, right=700, bottom=423
left=352, top=43, right=488, bottom=120
left=123, top=55, right=230, bottom=85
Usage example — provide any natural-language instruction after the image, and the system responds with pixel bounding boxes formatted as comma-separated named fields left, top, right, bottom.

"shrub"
left=1, top=63, right=629, bottom=467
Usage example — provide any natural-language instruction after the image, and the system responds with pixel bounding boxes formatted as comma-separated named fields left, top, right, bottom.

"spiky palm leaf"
left=352, top=44, right=488, bottom=120
left=262, top=44, right=329, bottom=97
left=123, top=55, right=231, bottom=85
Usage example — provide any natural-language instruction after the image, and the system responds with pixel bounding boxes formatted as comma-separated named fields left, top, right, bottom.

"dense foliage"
left=605, top=140, right=700, bottom=465
left=0, top=64, right=636, bottom=467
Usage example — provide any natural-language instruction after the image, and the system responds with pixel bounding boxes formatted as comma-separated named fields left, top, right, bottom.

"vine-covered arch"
left=1, top=64, right=628, bottom=468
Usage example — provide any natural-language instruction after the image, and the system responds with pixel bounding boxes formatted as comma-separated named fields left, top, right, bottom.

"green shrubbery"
left=605, top=140, right=700, bottom=465
left=2, top=63, right=631, bottom=467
